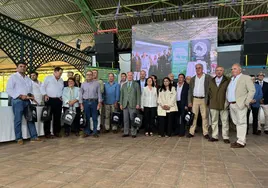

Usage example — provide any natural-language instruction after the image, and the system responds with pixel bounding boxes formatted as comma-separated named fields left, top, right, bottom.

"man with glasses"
left=257, top=72, right=268, bottom=134
left=80, top=71, right=102, bottom=137
left=187, top=63, right=211, bottom=139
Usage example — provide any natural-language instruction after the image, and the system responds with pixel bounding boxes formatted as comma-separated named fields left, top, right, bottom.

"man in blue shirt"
left=103, top=73, right=120, bottom=133
left=247, top=75, right=263, bottom=135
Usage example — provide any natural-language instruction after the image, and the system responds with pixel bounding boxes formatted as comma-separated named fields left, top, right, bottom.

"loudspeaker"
left=244, top=20, right=268, bottom=54
left=241, top=54, right=267, bottom=66
left=94, top=33, right=119, bottom=68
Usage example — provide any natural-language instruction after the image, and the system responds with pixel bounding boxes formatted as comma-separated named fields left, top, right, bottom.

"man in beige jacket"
left=227, top=64, right=255, bottom=148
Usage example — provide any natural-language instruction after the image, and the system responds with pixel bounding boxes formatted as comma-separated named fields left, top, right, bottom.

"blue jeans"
left=83, top=100, right=98, bottom=134
left=12, top=98, right=38, bottom=140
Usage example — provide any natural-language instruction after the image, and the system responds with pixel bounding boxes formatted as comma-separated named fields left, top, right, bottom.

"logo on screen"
left=193, top=42, right=207, bottom=57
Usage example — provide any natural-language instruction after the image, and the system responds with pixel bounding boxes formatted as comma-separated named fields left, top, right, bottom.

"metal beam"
left=20, top=11, right=82, bottom=23
left=73, top=0, right=100, bottom=31
left=95, top=0, right=266, bottom=22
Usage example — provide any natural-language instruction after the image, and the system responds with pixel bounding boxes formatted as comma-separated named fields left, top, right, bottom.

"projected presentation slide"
left=132, top=17, right=218, bottom=80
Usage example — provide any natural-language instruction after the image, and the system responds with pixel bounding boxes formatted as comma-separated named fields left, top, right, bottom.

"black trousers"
left=44, top=98, right=62, bottom=136
left=176, top=101, right=186, bottom=136
left=247, top=107, right=259, bottom=134
left=63, top=107, right=81, bottom=133
left=158, top=112, right=175, bottom=137
left=143, top=107, right=157, bottom=133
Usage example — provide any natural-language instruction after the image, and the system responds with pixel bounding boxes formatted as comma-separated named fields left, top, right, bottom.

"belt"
left=229, top=102, right=236, bottom=104
left=84, top=98, right=98, bottom=102
left=194, top=96, right=205, bottom=99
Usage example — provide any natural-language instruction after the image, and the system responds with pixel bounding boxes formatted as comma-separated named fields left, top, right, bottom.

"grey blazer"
left=188, top=74, right=212, bottom=105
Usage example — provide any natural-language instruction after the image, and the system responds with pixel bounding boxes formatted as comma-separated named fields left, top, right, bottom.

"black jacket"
left=176, top=82, right=189, bottom=108
left=257, top=81, right=268, bottom=104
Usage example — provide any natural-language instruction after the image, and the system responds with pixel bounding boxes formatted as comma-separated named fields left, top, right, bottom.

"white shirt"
left=140, top=79, right=146, bottom=93
left=259, top=81, right=263, bottom=88
left=141, top=86, right=158, bottom=108
left=176, top=83, right=184, bottom=101
left=227, top=73, right=242, bottom=102
left=40, top=75, right=64, bottom=98
left=6, top=72, right=33, bottom=99
left=193, top=74, right=205, bottom=97
left=32, top=80, right=43, bottom=105
left=215, top=76, right=223, bottom=87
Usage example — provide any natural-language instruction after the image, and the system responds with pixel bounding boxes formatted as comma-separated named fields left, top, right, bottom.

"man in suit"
left=187, top=63, right=211, bottom=139
left=227, top=63, right=255, bottom=148
left=136, top=70, right=146, bottom=93
left=247, top=75, right=263, bottom=135
left=120, top=72, right=141, bottom=138
left=208, top=66, right=230, bottom=143
left=257, top=72, right=268, bottom=134
left=176, top=73, right=189, bottom=137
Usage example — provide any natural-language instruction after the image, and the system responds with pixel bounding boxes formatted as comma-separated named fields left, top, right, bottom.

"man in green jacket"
left=208, top=66, right=230, bottom=143
left=120, top=72, right=141, bottom=138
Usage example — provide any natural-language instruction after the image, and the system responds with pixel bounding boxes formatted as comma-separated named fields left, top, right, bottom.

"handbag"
left=185, top=109, right=195, bottom=126
left=132, top=112, right=143, bottom=128
left=80, top=111, right=86, bottom=128
left=111, top=111, right=122, bottom=125
left=41, top=105, right=52, bottom=122
left=25, top=104, right=37, bottom=122
left=62, top=107, right=76, bottom=126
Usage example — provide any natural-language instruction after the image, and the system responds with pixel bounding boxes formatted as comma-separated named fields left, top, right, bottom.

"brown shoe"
left=230, top=142, right=245, bottom=148
left=31, top=138, right=42, bottom=142
left=223, top=139, right=230, bottom=144
left=17, top=139, right=23, bottom=145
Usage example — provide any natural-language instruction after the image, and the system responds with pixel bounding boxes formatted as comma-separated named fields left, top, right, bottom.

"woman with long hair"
left=157, top=77, right=178, bottom=137
left=141, top=77, right=158, bottom=136
left=74, top=73, right=81, bottom=87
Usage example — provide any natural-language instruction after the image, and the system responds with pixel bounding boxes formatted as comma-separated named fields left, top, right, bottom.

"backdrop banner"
left=132, top=17, right=218, bottom=80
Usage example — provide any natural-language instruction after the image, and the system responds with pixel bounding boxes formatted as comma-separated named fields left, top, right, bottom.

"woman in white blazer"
left=141, top=77, right=158, bottom=136
left=62, top=77, right=81, bottom=136
left=157, top=77, right=178, bottom=137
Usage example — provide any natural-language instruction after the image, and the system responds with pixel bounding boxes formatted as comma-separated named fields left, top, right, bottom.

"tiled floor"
left=1, top=130, right=268, bottom=188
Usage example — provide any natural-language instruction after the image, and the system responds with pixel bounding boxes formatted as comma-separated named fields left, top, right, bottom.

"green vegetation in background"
left=85, top=66, right=119, bottom=82
left=0, top=69, right=83, bottom=92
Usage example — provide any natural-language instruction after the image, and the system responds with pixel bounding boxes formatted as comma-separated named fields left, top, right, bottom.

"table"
left=0, top=106, right=45, bottom=142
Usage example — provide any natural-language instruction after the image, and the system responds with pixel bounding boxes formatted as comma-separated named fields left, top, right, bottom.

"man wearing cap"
left=257, top=72, right=268, bottom=134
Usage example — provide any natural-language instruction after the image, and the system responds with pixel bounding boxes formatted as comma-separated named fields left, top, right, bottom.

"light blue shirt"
left=227, top=73, right=242, bottom=102
left=103, top=82, right=120, bottom=105
left=62, top=86, right=80, bottom=108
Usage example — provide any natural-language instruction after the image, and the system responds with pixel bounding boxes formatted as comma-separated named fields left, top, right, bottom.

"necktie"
left=127, top=82, right=131, bottom=92
left=260, top=81, right=263, bottom=88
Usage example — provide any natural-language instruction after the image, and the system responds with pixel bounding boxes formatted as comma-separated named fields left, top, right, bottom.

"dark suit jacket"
left=257, top=81, right=268, bottom=104
left=176, top=82, right=189, bottom=108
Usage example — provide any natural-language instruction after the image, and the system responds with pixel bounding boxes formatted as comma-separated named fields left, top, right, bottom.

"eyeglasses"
left=195, top=67, right=202, bottom=69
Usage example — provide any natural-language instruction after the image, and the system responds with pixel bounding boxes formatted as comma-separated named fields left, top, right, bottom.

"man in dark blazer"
left=187, top=63, right=211, bottom=138
left=257, top=72, right=268, bottom=134
left=176, top=73, right=189, bottom=137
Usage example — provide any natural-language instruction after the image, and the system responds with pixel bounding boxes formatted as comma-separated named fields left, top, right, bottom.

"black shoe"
left=113, top=130, right=118, bottom=134
left=54, top=133, right=60, bottom=137
left=132, top=135, right=136, bottom=138
left=122, top=134, right=129, bottom=137
left=256, top=130, right=261, bottom=135
left=208, top=137, right=218, bottom=142
left=264, top=131, right=268, bottom=134
left=204, top=135, right=210, bottom=139
left=223, top=139, right=230, bottom=144
left=231, top=142, right=245, bottom=148
left=64, top=133, right=70, bottom=137
left=93, top=134, right=99, bottom=138
left=104, top=130, right=109, bottom=133
left=187, top=134, right=194, bottom=138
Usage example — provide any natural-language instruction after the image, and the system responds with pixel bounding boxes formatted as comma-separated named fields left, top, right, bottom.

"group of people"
left=131, top=49, right=172, bottom=80
left=6, top=61, right=268, bottom=149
